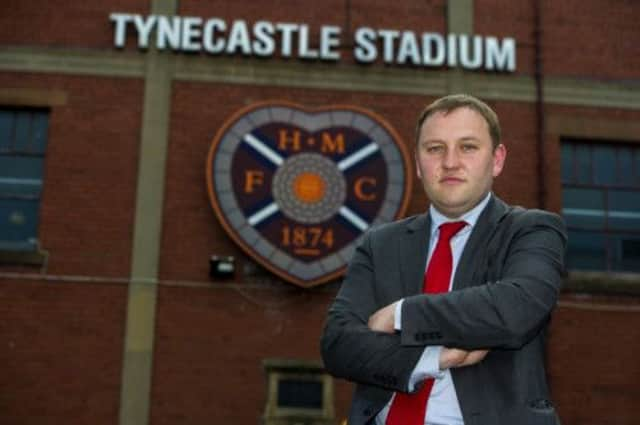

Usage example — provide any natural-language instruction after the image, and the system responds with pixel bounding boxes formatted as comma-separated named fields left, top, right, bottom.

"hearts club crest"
left=206, top=102, right=412, bottom=287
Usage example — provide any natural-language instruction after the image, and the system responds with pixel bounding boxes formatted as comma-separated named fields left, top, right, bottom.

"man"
left=321, top=94, right=566, bottom=425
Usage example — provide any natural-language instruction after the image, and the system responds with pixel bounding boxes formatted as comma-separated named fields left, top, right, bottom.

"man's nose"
left=443, top=148, right=460, bottom=168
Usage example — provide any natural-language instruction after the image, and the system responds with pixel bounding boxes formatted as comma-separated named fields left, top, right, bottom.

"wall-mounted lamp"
left=209, top=255, right=235, bottom=279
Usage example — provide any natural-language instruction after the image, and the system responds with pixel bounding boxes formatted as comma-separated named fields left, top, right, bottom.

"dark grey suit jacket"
left=321, top=196, right=567, bottom=425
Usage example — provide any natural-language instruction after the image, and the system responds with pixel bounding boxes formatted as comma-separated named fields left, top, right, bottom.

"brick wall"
left=0, top=278, right=127, bottom=425
left=0, top=1, right=639, bottom=425
left=150, top=284, right=342, bottom=424
left=475, top=0, right=640, bottom=79
left=0, top=0, right=149, bottom=49
left=0, top=73, right=143, bottom=277
left=0, top=70, right=141, bottom=424
left=549, top=295, right=640, bottom=424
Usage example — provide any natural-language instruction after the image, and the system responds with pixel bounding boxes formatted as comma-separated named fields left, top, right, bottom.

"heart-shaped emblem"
left=206, top=102, right=412, bottom=287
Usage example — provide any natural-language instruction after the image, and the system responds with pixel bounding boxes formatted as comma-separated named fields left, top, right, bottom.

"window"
left=277, top=379, right=323, bottom=409
left=561, top=139, right=640, bottom=272
left=263, top=358, right=334, bottom=425
left=0, top=108, right=49, bottom=252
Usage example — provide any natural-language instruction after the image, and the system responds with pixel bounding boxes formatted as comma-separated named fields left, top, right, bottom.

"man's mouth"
left=440, top=176, right=465, bottom=184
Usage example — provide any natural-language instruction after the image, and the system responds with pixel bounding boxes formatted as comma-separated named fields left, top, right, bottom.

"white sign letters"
left=110, top=13, right=516, bottom=72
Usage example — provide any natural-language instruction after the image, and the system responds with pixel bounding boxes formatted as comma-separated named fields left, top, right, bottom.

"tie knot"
left=438, top=221, right=467, bottom=242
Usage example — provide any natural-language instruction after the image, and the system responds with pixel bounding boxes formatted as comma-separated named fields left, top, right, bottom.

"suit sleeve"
left=401, top=210, right=567, bottom=350
left=320, top=228, right=424, bottom=392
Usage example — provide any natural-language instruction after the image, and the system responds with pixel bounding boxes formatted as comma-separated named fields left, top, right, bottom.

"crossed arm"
left=321, top=211, right=566, bottom=393
left=367, top=301, right=489, bottom=370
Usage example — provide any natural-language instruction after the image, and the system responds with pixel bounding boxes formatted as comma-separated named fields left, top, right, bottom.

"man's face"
left=415, top=107, right=506, bottom=218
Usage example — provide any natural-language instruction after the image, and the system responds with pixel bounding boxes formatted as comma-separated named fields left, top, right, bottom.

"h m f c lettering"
left=278, top=129, right=301, bottom=152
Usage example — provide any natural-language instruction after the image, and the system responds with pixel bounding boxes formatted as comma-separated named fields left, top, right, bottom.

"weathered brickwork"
left=0, top=1, right=638, bottom=424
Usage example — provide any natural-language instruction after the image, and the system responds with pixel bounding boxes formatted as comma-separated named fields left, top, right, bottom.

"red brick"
left=1, top=2, right=639, bottom=425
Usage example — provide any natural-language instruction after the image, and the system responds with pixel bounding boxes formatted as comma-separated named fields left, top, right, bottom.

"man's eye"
left=461, top=144, right=478, bottom=152
left=426, top=145, right=443, bottom=153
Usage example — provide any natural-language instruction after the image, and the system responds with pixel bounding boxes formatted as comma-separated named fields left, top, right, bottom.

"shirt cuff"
left=407, top=346, right=445, bottom=392
left=394, top=299, right=403, bottom=331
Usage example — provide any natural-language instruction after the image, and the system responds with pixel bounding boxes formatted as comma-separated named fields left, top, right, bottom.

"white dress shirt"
left=375, top=193, right=492, bottom=425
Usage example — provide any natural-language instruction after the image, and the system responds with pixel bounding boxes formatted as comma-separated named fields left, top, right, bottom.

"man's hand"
left=368, top=302, right=489, bottom=369
left=367, top=301, right=398, bottom=334
left=439, top=347, right=489, bottom=369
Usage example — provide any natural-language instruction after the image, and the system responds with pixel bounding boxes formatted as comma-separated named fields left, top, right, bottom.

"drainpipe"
left=534, top=0, right=546, bottom=209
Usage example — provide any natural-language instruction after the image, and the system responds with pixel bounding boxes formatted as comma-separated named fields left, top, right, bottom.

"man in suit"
left=321, top=94, right=567, bottom=425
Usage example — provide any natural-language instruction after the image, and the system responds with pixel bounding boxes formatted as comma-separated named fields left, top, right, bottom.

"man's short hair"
left=415, top=94, right=501, bottom=149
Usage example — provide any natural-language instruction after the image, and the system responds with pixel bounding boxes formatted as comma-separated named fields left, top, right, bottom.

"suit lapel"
left=451, top=196, right=511, bottom=424
left=401, top=213, right=431, bottom=296
left=452, top=195, right=510, bottom=291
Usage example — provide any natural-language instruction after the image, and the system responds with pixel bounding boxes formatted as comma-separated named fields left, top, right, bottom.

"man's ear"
left=492, top=143, right=507, bottom=177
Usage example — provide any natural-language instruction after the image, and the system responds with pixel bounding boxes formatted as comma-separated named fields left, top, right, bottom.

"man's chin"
left=432, top=199, right=469, bottom=218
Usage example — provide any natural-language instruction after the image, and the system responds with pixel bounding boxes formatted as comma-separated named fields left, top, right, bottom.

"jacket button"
left=530, top=398, right=553, bottom=410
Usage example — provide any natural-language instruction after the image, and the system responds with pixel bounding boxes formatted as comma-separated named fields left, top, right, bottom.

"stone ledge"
left=0, top=249, right=47, bottom=266
left=564, top=270, right=640, bottom=296
left=2, top=46, right=640, bottom=109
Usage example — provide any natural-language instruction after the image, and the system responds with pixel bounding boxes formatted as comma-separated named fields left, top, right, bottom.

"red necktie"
left=386, top=221, right=467, bottom=425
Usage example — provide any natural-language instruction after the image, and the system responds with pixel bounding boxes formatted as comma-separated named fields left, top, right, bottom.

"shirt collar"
left=429, top=192, right=492, bottom=236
